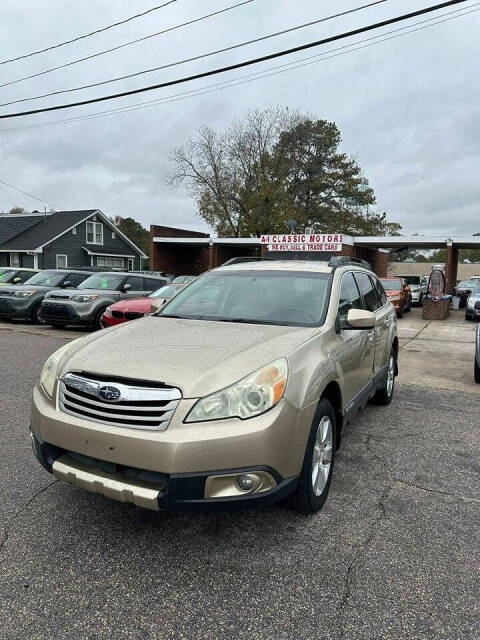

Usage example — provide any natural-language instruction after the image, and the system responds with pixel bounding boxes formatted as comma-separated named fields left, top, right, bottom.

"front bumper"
left=0, top=296, right=37, bottom=319
left=100, top=313, right=125, bottom=328
left=410, top=290, right=422, bottom=303
left=30, top=429, right=299, bottom=512
left=31, top=384, right=312, bottom=511
left=465, top=306, right=480, bottom=319
left=39, top=301, right=96, bottom=325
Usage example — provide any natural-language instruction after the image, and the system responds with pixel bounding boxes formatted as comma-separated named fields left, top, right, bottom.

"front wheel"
left=372, top=349, right=396, bottom=405
left=475, top=358, right=480, bottom=383
left=288, top=398, right=336, bottom=514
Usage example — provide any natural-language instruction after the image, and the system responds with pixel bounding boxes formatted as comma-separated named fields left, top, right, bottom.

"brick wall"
left=422, top=298, right=450, bottom=320
left=150, top=225, right=210, bottom=274
left=338, top=244, right=388, bottom=276
left=445, top=245, right=458, bottom=295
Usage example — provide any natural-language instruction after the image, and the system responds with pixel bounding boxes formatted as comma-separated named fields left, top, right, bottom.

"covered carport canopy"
left=353, top=235, right=480, bottom=293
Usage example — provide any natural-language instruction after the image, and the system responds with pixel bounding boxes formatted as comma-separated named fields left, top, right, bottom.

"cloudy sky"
left=0, top=0, right=478, bottom=235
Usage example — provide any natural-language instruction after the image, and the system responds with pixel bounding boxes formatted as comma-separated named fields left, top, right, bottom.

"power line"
left=0, top=2, right=476, bottom=135
left=0, top=1, right=178, bottom=66
left=0, top=0, right=469, bottom=120
left=0, top=177, right=62, bottom=209
left=0, top=0, right=255, bottom=90
left=0, top=1, right=390, bottom=106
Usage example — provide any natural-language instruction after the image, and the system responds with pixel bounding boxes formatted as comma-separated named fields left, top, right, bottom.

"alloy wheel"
left=311, top=416, right=333, bottom=496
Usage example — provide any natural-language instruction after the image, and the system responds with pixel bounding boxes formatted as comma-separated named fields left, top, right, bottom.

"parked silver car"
left=465, top=281, right=480, bottom=320
left=397, top=275, right=428, bottom=305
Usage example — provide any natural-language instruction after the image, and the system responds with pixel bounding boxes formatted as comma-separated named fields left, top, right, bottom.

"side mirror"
left=123, top=283, right=131, bottom=291
left=345, top=309, right=376, bottom=330
left=13, top=277, right=22, bottom=283
left=404, top=286, right=411, bottom=292
left=62, top=280, right=72, bottom=288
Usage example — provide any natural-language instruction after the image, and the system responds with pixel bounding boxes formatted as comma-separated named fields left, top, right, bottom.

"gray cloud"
left=0, top=0, right=478, bottom=236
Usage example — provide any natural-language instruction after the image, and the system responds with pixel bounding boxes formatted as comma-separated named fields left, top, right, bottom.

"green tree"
left=169, top=107, right=401, bottom=237
left=8, top=206, right=26, bottom=214
left=110, top=215, right=150, bottom=256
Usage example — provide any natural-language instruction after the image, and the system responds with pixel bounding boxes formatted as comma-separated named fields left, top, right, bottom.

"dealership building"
left=150, top=224, right=480, bottom=295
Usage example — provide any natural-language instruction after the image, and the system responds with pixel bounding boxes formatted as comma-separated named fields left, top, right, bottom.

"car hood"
left=385, top=289, right=402, bottom=296
left=59, top=316, right=318, bottom=398
left=0, top=284, right=53, bottom=294
left=46, top=288, right=117, bottom=299
left=109, top=297, right=152, bottom=312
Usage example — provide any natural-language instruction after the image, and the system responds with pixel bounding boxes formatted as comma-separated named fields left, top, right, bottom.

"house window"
left=127, top=258, right=134, bottom=271
left=97, top=256, right=125, bottom=269
left=56, top=254, right=68, bottom=268
left=86, top=221, right=103, bottom=245
left=111, top=232, right=116, bottom=239
left=10, top=253, right=20, bottom=268
left=72, top=226, right=77, bottom=235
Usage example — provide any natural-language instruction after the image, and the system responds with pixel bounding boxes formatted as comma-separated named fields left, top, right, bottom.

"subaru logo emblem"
left=98, top=385, right=121, bottom=402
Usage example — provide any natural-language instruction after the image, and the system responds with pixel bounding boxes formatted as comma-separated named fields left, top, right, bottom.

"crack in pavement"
left=393, top=479, right=480, bottom=504
left=337, top=485, right=390, bottom=639
left=398, top=321, right=431, bottom=349
left=0, top=479, right=59, bottom=557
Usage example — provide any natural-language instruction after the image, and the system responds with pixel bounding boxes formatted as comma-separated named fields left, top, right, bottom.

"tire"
left=372, top=348, right=396, bottom=405
left=31, top=304, right=44, bottom=324
left=397, top=306, right=403, bottom=319
left=91, top=308, right=107, bottom=331
left=466, top=314, right=473, bottom=321
left=288, top=398, right=336, bottom=514
left=418, top=293, right=423, bottom=306
left=475, top=358, right=480, bottom=384
left=405, top=302, right=411, bottom=312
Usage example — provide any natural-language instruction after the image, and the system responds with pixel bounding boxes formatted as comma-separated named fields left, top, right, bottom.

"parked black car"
left=454, top=278, right=479, bottom=308
left=0, top=269, right=95, bottom=323
left=39, top=271, right=167, bottom=329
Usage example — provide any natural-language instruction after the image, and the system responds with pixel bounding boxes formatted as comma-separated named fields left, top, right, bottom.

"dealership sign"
left=260, top=234, right=343, bottom=252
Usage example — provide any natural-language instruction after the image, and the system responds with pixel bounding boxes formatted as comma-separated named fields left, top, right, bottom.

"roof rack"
left=222, top=256, right=276, bottom=266
left=328, top=256, right=372, bottom=271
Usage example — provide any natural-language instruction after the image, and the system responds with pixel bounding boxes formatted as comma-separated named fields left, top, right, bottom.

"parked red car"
left=380, top=277, right=412, bottom=318
left=101, top=284, right=186, bottom=327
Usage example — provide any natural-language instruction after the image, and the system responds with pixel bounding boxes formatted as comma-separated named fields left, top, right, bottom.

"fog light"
left=237, top=474, right=255, bottom=491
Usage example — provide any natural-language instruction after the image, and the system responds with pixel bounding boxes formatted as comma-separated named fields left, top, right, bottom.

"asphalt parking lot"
left=1, top=322, right=479, bottom=639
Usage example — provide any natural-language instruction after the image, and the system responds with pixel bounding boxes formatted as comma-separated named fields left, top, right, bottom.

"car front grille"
left=112, top=310, right=124, bottom=318
left=125, top=311, right=144, bottom=320
left=41, top=302, right=71, bottom=319
left=59, top=372, right=182, bottom=431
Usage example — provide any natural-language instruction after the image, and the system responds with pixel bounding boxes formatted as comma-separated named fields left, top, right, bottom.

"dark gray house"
left=0, top=209, right=146, bottom=270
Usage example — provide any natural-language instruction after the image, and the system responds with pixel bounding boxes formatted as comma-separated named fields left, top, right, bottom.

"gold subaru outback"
left=30, top=257, right=397, bottom=514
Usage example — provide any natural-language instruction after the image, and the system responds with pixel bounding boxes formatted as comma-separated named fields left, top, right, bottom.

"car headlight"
left=185, top=358, right=288, bottom=423
left=467, top=297, right=475, bottom=308
left=39, top=340, right=79, bottom=398
left=14, top=290, right=36, bottom=297
left=104, top=306, right=113, bottom=317
left=72, top=294, right=98, bottom=303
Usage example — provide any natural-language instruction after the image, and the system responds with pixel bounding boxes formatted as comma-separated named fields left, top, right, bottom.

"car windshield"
left=77, top=274, right=124, bottom=290
left=458, top=280, right=476, bottom=288
left=150, top=285, right=180, bottom=299
left=173, top=276, right=195, bottom=284
left=0, top=269, right=17, bottom=283
left=400, top=276, right=421, bottom=285
left=159, top=270, right=331, bottom=327
left=380, top=279, right=402, bottom=291
left=23, top=271, right=64, bottom=287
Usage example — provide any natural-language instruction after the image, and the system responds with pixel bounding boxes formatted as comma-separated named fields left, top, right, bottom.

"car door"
left=356, top=272, right=391, bottom=376
left=121, top=275, right=145, bottom=299
left=334, top=271, right=375, bottom=408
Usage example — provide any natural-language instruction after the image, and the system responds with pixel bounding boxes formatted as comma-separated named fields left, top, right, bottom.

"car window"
left=354, top=272, right=380, bottom=312
left=77, top=273, right=125, bottom=290
left=19, top=271, right=34, bottom=281
left=372, top=277, right=388, bottom=306
left=0, top=269, right=17, bottom=282
left=143, top=277, right=165, bottom=291
left=23, top=271, right=65, bottom=287
left=124, top=276, right=144, bottom=290
left=380, top=279, right=402, bottom=291
left=66, top=273, right=90, bottom=287
left=161, top=270, right=331, bottom=327
left=337, top=272, right=362, bottom=323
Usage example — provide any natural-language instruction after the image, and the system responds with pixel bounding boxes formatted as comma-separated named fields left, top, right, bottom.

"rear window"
left=380, top=279, right=402, bottom=291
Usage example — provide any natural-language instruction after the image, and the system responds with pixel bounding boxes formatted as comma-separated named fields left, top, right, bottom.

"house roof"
left=82, top=246, right=136, bottom=257
left=0, top=210, right=96, bottom=250
left=0, top=214, right=49, bottom=246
